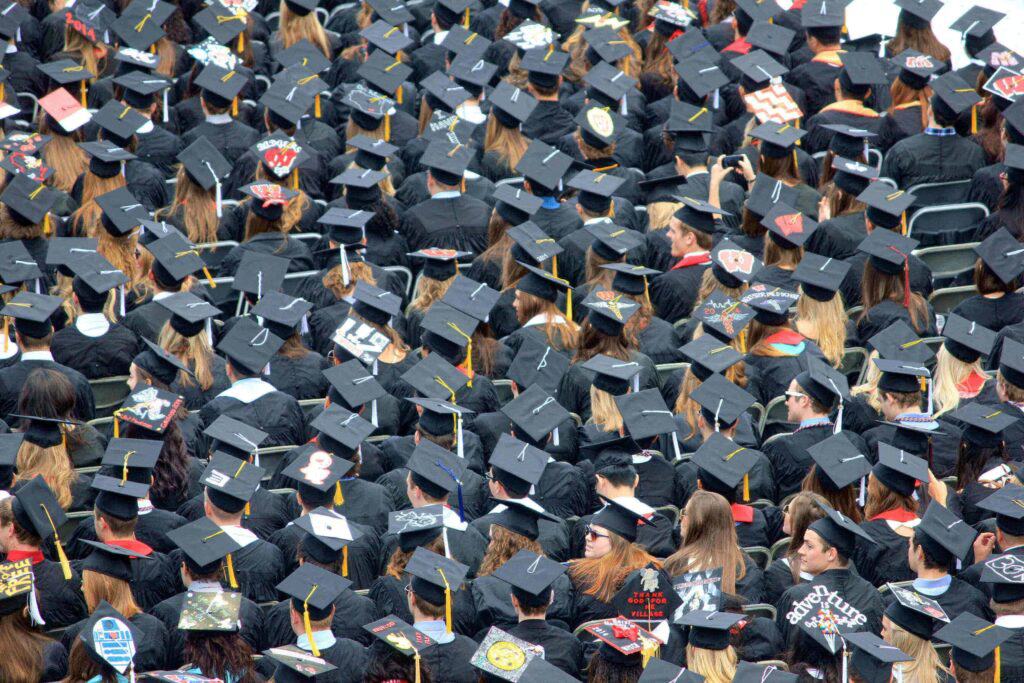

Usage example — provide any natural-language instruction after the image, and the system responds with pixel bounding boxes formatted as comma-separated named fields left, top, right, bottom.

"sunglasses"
left=586, top=525, right=610, bottom=541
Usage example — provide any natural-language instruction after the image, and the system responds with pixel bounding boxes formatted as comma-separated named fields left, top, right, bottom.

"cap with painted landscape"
left=520, top=45, right=569, bottom=89
left=808, top=433, right=870, bottom=491
left=931, top=71, right=983, bottom=121
left=691, top=372, right=756, bottom=429
left=440, top=275, right=499, bottom=323
left=857, top=228, right=918, bottom=276
left=941, top=312, right=995, bottom=363
left=112, top=0, right=173, bottom=50
left=792, top=252, right=850, bottom=302
left=844, top=631, right=912, bottom=683
left=936, top=613, right=1013, bottom=674
left=506, top=334, right=569, bottom=395
left=747, top=21, right=793, bottom=58
left=1, top=172, right=56, bottom=226
left=808, top=500, right=876, bottom=558
left=361, top=19, right=413, bottom=55
left=516, top=139, right=572, bottom=193
left=501, top=384, right=570, bottom=444
left=584, top=61, right=636, bottom=108
left=39, top=87, right=90, bottom=132
left=732, top=50, right=787, bottom=90
left=216, top=318, right=284, bottom=376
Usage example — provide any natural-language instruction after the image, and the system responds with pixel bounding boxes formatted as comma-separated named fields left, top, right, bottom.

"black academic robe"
left=199, top=387, right=306, bottom=449
left=262, top=351, right=331, bottom=401
left=764, top=557, right=810, bottom=608
left=508, top=618, right=585, bottom=678
left=472, top=504, right=572, bottom=562
left=379, top=518, right=488, bottom=579
left=752, top=265, right=798, bottom=291
left=376, top=457, right=489, bottom=519
left=217, top=234, right=316, bottom=276
left=839, top=249, right=933, bottom=309
left=521, top=100, right=576, bottom=146
left=152, top=589, right=266, bottom=667
left=178, top=485, right=293, bottom=541
left=172, top=356, right=233, bottom=412
left=63, top=611, right=170, bottom=673
left=368, top=575, right=478, bottom=635
left=531, top=202, right=583, bottom=242
left=775, top=568, right=885, bottom=647
left=649, top=261, right=710, bottom=325
left=471, top=411, right=579, bottom=468
left=181, top=119, right=260, bottom=166
left=378, top=432, right=487, bottom=479
left=123, top=299, right=173, bottom=343
left=803, top=104, right=885, bottom=154
left=887, top=578, right=993, bottom=629
left=784, top=52, right=844, bottom=118
left=401, top=194, right=492, bottom=255
left=763, top=425, right=867, bottom=501
left=852, top=516, right=918, bottom=587
left=470, top=573, right=575, bottom=632
left=50, top=321, right=140, bottom=379
left=17, top=557, right=88, bottom=628
left=287, top=638, right=368, bottom=683
left=856, top=300, right=937, bottom=343
left=876, top=104, right=926, bottom=152
left=133, top=124, right=183, bottom=177
left=268, top=520, right=381, bottom=590
left=952, top=293, right=1024, bottom=335
left=169, top=533, right=285, bottom=602
left=263, top=586, right=376, bottom=648
left=0, top=358, right=94, bottom=421
left=880, top=132, right=988, bottom=192
left=861, top=418, right=962, bottom=475
left=674, top=447, right=777, bottom=508
left=744, top=338, right=827, bottom=407
left=72, top=544, right=178, bottom=612
left=567, top=577, right=617, bottom=628
left=804, top=211, right=866, bottom=260
left=67, top=507, right=187, bottom=558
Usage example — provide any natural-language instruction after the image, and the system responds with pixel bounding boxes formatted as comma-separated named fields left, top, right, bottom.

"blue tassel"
left=435, top=460, right=465, bottom=522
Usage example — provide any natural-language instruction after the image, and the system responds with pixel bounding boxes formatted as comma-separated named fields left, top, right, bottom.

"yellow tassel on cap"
left=80, top=81, right=87, bottom=108
left=43, top=214, right=50, bottom=236
left=315, top=94, right=321, bottom=119
left=743, top=474, right=750, bottom=502
left=334, top=481, right=344, bottom=506
left=551, top=255, right=558, bottom=279
left=303, top=585, right=320, bottom=656
left=41, top=504, right=72, bottom=580
left=437, top=568, right=453, bottom=633
left=342, top=545, right=348, bottom=577
left=447, top=322, right=473, bottom=387
left=972, top=103, right=978, bottom=134
left=237, top=31, right=244, bottom=54
left=3, top=316, right=8, bottom=353
left=291, top=169, right=300, bottom=191
left=232, top=97, right=238, bottom=116
left=384, top=114, right=390, bottom=142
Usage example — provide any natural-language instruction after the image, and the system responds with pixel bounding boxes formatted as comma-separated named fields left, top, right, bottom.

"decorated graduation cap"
left=936, top=612, right=1012, bottom=675
left=884, top=583, right=949, bottom=639
left=388, top=506, right=447, bottom=553
left=405, top=547, right=468, bottom=632
left=591, top=495, right=650, bottom=543
left=291, top=508, right=360, bottom=575
left=201, top=450, right=263, bottom=517
left=982, top=552, right=1024, bottom=603
left=81, top=539, right=151, bottom=581
left=575, top=104, right=623, bottom=150
left=741, top=284, right=798, bottom=326
left=263, top=645, right=338, bottom=683
left=363, top=616, right=434, bottom=683
left=890, top=48, right=942, bottom=90
left=112, top=385, right=183, bottom=439
left=792, top=252, right=849, bottom=302
left=808, top=433, right=870, bottom=499
left=693, top=431, right=758, bottom=501
left=492, top=548, right=565, bottom=607
left=281, top=446, right=352, bottom=511
left=585, top=616, right=662, bottom=667
left=469, top=627, right=544, bottom=681
left=952, top=402, right=1017, bottom=448
left=676, top=609, right=744, bottom=651
left=506, top=334, right=569, bottom=396
left=691, top=372, right=756, bottom=432
left=406, top=439, right=466, bottom=516
left=761, top=202, right=817, bottom=249
left=873, top=443, right=928, bottom=496
left=808, top=501, right=877, bottom=559
left=0, top=558, right=43, bottom=625
left=915, top=498, right=976, bottom=567
left=501, top=384, right=570, bottom=448
left=177, top=589, right=242, bottom=634
left=79, top=601, right=140, bottom=679
left=277, top=562, right=347, bottom=656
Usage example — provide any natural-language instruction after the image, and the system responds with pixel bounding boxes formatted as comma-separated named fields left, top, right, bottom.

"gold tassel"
left=315, top=94, right=321, bottom=119
left=643, top=276, right=650, bottom=308
left=334, top=481, right=343, bottom=506
left=384, top=114, right=390, bottom=142
left=551, top=255, right=558, bottom=279
left=996, top=645, right=1001, bottom=682
left=0, top=83, right=5, bottom=103
left=43, top=214, right=50, bottom=236
left=244, top=501, right=251, bottom=517
left=237, top=30, right=244, bottom=54
left=3, top=317, right=8, bottom=353
left=447, top=323, right=474, bottom=387
left=463, top=8, right=469, bottom=28
left=743, top=474, right=750, bottom=502
left=396, top=85, right=402, bottom=105
left=232, top=97, right=238, bottom=116
left=437, top=568, right=453, bottom=633
left=901, top=212, right=907, bottom=236
left=291, top=169, right=299, bottom=190
left=342, top=545, right=348, bottom=577
left=303, top=585, right=320, bottom=656
left=80, top=81, right=87, bottom=108
left=414, top=653, right=421, bottom=683
left=41, top=505, right=72, bottom=580
left=113, top=416, right=119, bottom=439
left=202, top=266, right=216, bottom=288
left=792, top=149, right=799, bottom=175
left=226, top=552, right=238, bottom=588
left=972, top=104, right=978, bottom=134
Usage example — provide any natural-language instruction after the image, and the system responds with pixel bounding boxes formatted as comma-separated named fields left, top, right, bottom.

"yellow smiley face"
left=486, top=641, right=526, bottom=671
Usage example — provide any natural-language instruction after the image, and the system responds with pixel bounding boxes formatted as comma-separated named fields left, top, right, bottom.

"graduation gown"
left=262, top=586, right=377, bottom=648
left=180, top=118, right=260, bottom=166
left=803, top=101, right=885, bottom=154
left=558, top=351, right=659, bottom=422
left=764, top=557, right=813, bottom=608
left=839, top=249, right=933, bottom=309
left=521, top=100, right=576, bottom=146
left=804, top=211, right=866, bottom=260
left=267, top=520, right=381, bottom=589
left=263, top=351, right=331, bottom=401
left=12, top=556, right=88, bottom=627
left=62, top=612, right=170, bottom=673
left=50, top=319, right=141, bottom=379
left=471, top=411, right=580, bottom=469
left=764, top=424, right=867, bottom=501
left=784, top=51, right=844, bottom=118
left=674, top=446, right=776, bottom=507
left=297, top=637, right=368, bottom=683
left=401, top=194, right=492, bottom=255
left=649, top=259, right=710, bottom=325
left=217, top=234, right=316, bottom=276
left=852, top=512, right=918, bottom=587
left=368, top=575, right=479, bottom=635
left=152, top=588, right=267, bottom=666
left=169, top=529, right=285, bottom=602
left=951, top=293, right=1024, bottom=334
left=378, top=432, right=487, bottom=479
left=775, top=568, right=885, bottom=647
left=172, top=355, right=233, bottom=411
left=472, top=503, right=572, bottom=562
left=123, top=299, right=174, bottom=343
left=856, top=300, right=937, bottom=343
left=0, top=356, right=95, bottom=422
left=531, top=202, right=583, bottom=241
left=199, top=382, right=306, bottom=449
left=470, top=573, right=575, bottom=632
left=507, top=618, right=584, bottom=678
left=744, top=335, right=827, bottom=407
left=861, top=416, right=962, bottom=474
left=378, top=515, right=488, bottom=579
left=67, top=506, right=187, bottom=558
left=880, top=131, right=988, bottom=191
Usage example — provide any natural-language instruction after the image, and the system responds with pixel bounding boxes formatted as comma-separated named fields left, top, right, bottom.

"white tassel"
left=671, top=432, right=681, bottom=460
left=27, top=575, right=44, bottom=626
left=456, top=413, right=464, bottom=459
left=300, top=314, right=308, bottom=335
left=713, top=88, right=720, bottom=110
left=620, top=97, right=627, bottom=116
left=34, top=279, right=40, bottom=294
left=162, top=89, right=169, bottom=123
left=205, top=318, right=212, bottom=340
left=926, top=378, right=933, bottom=416
left=215, top=180, right=222, bottom=218
left=442, top=527, right=451, bottom=558
left=371, top=399, right=378, bottom=427
left=858, top=476, right=866, bottom=507
left=340, top=245, right=350, bottom=286
left=264, top=362, right=270, bottom=375
left=551, top=426, right=559, bottom=446
left=372, top=359, right=378, bottom=376
left=119, top=284, right=125, bottom=317
left=841, top=646, right=848, bottom=683
left=632, top=375, right=639, bottom=392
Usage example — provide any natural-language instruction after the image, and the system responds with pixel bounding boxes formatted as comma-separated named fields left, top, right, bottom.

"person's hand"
left=737, top=155, right=755, bottom=182
left=973, top=532, right=997, bottom=564
left=709, top=156, right=733, bottom=184
left=817, top=195, right=832, bottom=222
left=927, top=471, right=948, bottom=508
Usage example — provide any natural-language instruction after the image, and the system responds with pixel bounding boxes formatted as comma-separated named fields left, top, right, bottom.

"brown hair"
left=39, top=116, right=87, bottom=194
left=63, top=637, right=111, bottom=683
left=409, top=275, right=455, bottom=314
left=479, top=210, right=513, bottom=267
left=15, top=442, right=77, bottom=510
left=82, top=570, right=140, bottom=617
left=514, top=290, right=579, bottom=349
left=277, top=1, right=330, bottom=57
left=0, top=498, right=41, bottom=546
left=641, top=31, right=674, bottom=94
left=759, top=152, right=801, bottom=185
left=801, top=468, right=861, bottom=523
left=277, top=331, right=310, bottom=360
left=569, top=531, right=657, bottom=603
left=157, top=323, right=216, bottom=391
left=252, top=163, right=311, bottom=232
left=0, top=608, right=49, bottom=683
left=664, top=491, right=746, bottom=593
left=975, top=258, right=1017, bottom=294
left=323, top=259, right=375, bottom=300
left=484, top=114, right=530, bottom=170
left=385, top=534, right=445, bottom=579
left=863, top=473, right=918, bottom=520
left=478, top=524, right=544, bottom=576
left=183, top=631, right=260, bottom=683
left=156, top=166, right=219, bottom=245
left=573, top=318, right=631, bottom=363
left=784, top=492, right=828, bottom=585
left=763, top=236, right=802, bottom=271
left=859, top=266, right=930, bottom=334
left=0, top=206, right=42, bottom=240
left=63, top=25, right=107, bottom=79
left=888, top=20, right=951, bottom=64
left=887, top=78, right=930, bottom=130
left=70, top=173, right=126, bottom=238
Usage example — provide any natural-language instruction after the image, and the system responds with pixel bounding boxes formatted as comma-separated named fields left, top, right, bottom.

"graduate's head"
left=406, top=470, right=449, bottom=506
left=797, top=527, right=844, bottom=573
left=909, top=527, right=951, bottom=574
left=667, top=215, right=712, bottom=258
left=805, top=25, right=842, bottom=49
left=595, top=453, right=638, bottom=493
left=0, top=498, right=41, bottom=551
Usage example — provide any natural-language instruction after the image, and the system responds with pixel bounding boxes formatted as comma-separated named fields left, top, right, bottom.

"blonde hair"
left=794, top=292, right=848, bottom=367
left=253, top=165, right=310, bottom=233
left=685, top=644, right=738, bottom=683
left=484, top=115, right=530, bottom=171
left=82, top=571, right=140, bottom=618
left=94, top=229, right=142, bottom=287
left=15, top=441, right=78, bottom=509
left=851, top=350, right=883, bottom=412
left=323, top=259, right=375, bottom=300
left=408, top=275, right=455, bottom=314
left=884, top=618, right=949, bottom=683
left=277, top=1, right=330, bottom=57
left=931, top=345, right=986, bottom=417
left=158, top=322, right=215, bottom=390
left=70, top=173, right=126, bottom=237
left=646, top=201, right=682, bottom=231
left=62, top=26, right=106, bottom=79
left=156, top=166, right=219, bottom=245
left=589, top=386, right=624, bottom=434
left=39, top=129, right=86, bottom=194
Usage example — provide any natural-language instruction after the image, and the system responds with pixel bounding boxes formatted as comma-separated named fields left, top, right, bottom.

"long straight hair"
left=0, top=607, right=48, bottom=683
left=158, top=322, right=216, bottom=390
left=884, top=618, right=950, bottom=683
left=859, top=266, right=930, bottom=333
left=932, top=344, right=985, bottom=416
left=514, top=290, right=578, bottom=350
left=484, top=115, right=529, bottom=170
left=156, top=166, right=218, bottom=245
left=568, top=531, right=657, bottom=603
left=795, top=292, right=847, bottom=367
left=663, top=490, right=746, bottom=593
left=277, top=1, right=330, bottom=57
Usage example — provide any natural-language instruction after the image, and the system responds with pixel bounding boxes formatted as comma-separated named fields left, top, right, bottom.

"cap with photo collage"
left=405, top=439, right=466, bottom=516
left=501, top=384, right=571, bottom=447
left=277, top=562, right=348, bottom=656
left=584, top=62, right=636, bottom=111
left=807, top=432, right=870, bottom=493
left=177, top=588, right=241, bottom=634
left=691, top=372, right=756, bottom=432
left=873, top=443, right=929, bottom=496
left=807, top=500, right=876, bottom=559
left=791, top=252, right=850, bottom=302
left=156, top=291, right=220, bottom=338
left=216, top=317, right=284, bottom=376
left=1, top=171, right=57, bottom=227
left=915, top=498, right=976, bottom=566
left=405, top=547, right=469, bottom=631
left=936, top=612, right=1013, bottom=675
left=843, top=631, right=912, bottom=683
left=649, top=0, right=693, bottom=34
left=952, top=401, right=1018, bottom=448
left=516, top=139, right=572, bottom=193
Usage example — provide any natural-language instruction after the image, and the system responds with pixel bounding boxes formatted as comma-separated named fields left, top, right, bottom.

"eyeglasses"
left=784, top=391, right=807, bottom=401
left=586, top=525, right=610, bottom=541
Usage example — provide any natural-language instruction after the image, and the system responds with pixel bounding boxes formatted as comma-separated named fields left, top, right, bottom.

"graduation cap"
left=407, top=248, right=468, bottom=281
left=873, top=443, right=928, bottom=496
left=37, top=59, right=94, bottom=92
left=941, top=312, right=994, bottom=364
left=352, top=280, right=402, bottom=326
left=291, top=507, right=361, bottom=568
left=111, top=0, right=172, bottom=50
left=259, top=79, right=313, bottom=128
left=439, top=25, right=491, bottom=63
left=0, top=558, right=41, bottom=624
left=275, top=40, right=331, bottom=74
left=201, top=450, right=262, bottom=518
left=95, top=187, right=148, bottom=238
left=586, top=222, right=641, bottom=260
left=407, top=397, right=473, bottom=453
left=874, top=359, right=930, bottom=400
left=263, top=645, right=337, bottom=682
left=492, top=548, right=565, bottom=604
left=690, top=372, right=756, bottom=432
left=193, top=3, right=247, bottom=45
left=570, top=169, right=625, bottom=214
left=808, top=501, right=877, bottom=560
left=362, top=616, right=434, bottom=683
left=741, top=284, right=798, bottom=326
left=745, top=173, right=797, bottom=219
left=950, top=5, right=1003, bottom=41
left=935, top=613, right=1013, bottom=674
left=155, top=291, right=219, bottom=338
left=1, top=172, right=56, bottom=226
left=405, top=439, right=466, bottom=512
left=388, top=506, right=446, bottom=551
left=420, top=301, right=478, bottom=364
left=575, top=105, right=623, bottom=149
left=734, top=0, right=781, bottom=23
left=679, top=332, right=742, bottom=382
left=732, top=50, right=788, bottom=90
left=216, top=318, right=284, bottom=376
left=614, top=388, right=676, bottom=442
left=648, top=0, right=694, bottom=31
left=345, top=136, right=396, bottom=174
left=506, top=334, right=570, bottom=395
left=867, top=320, right=934, bottom=363
left=583, top=26, right=633, bottom=64
left=584, top=617, right=662, bottom=665
left=79, top=602, right=140, bottom=677
left=39, top=87, right=90, bottom=132
left=795, top=356, right=849, bottom=414
left=177, top=589, right=242, bottom=633
left=501, top=384, right=570, bottom=446
left=674, top=61, right=728, bottom=107
left=806, top=433, right=870, bottom=494
left=114, top=385, right=183, bottom=438
left=820, top=124, right=876, bottom=160
left=420, top=71, right=468, bottom=113
left=800, top=0, right=845, bottom=28
left=831, top=156, right=878, bottom=195
left=975, top=226, right=1024, bottom=285
left=195, top=63, right=247, bottom=108
left=693, top=431, right=758, bottom=500
left=916, top=499, right=976, bottom=565
left=583, top=61, right=636, bottom=111
left=10, top=476, right=72, bottom=577
left=405, top=547, right=468, bottom=630
left=167, top=516, right=242, bottom=580
left=358, top=49, right=412, bottom=97
left=146, top=232, right=210, bottom=287
left=490, top=496, right=559, bottom=540
left=440, top=275, right=499, bottom=324
left=177, top=135, right=230, bottom=199
left=583, top=287, right=641, bottom=336
left=1, top=292, right=59, bottom=339
left=310, top=405, right=375, bottom=455
left=890, top=48, right=942, bottom=90
left=202, top=415, right=266, bottom=461
left=277, top=563, right=348, bottom=656
left=952, top=402, right=1017, bottom=448
left=81, top=539, right=151, bottom=581
left=250, top=290, right=312, bottom=336
left=420, top=139, right=471, bottom=186
left=581, top=353, right=641, bottom=395
left=488, top=80, right=538, bottom=128
left=895, top=0, right=941, bottom=24
left=750, top=120, right=805, bottom=158
left=515, top=262, right=572, bottom=322
left=857, top=228, right=918, bottom=277
left=843, top=631, right=912, bottom=683
left=930, top=71, right=982, bottom=122
left=448, top=53, right=497, bottom=95
left=506, top=221, right=560, bottom=267
left=674, top=195, right=729, bottom=235
left=1000, top=337, right=1024, bottom=387
left=603, top=263, right=659, bottom=298
left=114, top=71, right=171, bottom=117
left=591, top=495, right=651, bottom=543
left=792, top=252, right=849, bottom=302
left=365, top=0, right=413, bottom=24
left=838, top=51, right=886, bottom=95
left=734, top=662, right=797, bottom=682
left=503, top=20, right=555, bottom=52
left=64, top=0, right=113, bottom=43
left=516, top=139, right=572, bottom=193
left=983, top=551, right=1024, bottom=602
left=318, top=205, right=373, bottom=247
left=761, top=202, right=817, bottom=249
left=637, top=659, right=702, bottom=683
left=252, top=133, right=307, bottom=180
left=676, top=609, right=744, bottom=650
left=747, top=21, right=794, bottom=58
left=885, top=583, right=949, bottom=639
left=520, top=45, right=569, bottom=89
left=322, top=358, right=385, bottom=412
left=361, top=19, right=413, bottom=55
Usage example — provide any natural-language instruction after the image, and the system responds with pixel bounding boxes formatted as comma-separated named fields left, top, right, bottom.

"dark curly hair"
left=184, top=631, right=260, bottom=683
left=121, top=418, right=190, bottom=510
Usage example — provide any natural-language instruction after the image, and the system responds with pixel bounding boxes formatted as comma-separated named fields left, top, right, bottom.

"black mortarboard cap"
left=1000, top=338, right=1024, bottom=387
left=975, top=226, right=1024, bottom=284
left=679, top=332, right=742, bottom=379
left=745, top=173, right=797, bottom=218
left=492, top=549, right=565, bottom=599
left=37, top=59, right=94, bottom=86
left=873, top=443, right=928, bottom=496
left=845, top=631, right=912, bottom=683
left=615, top=389, right=676, bottom=440
left=583, top=61, right=636, bottom=107
left=406, top=546, right=468, bottom=606
left=95, top=187, right=147, bottom=237
left=676, top=610, right=745, bottom=650
left=1, top=173, right=57, bottom=225
left=747, top=21, right=794, bottom=57
left=750, top=120, right=805, bottom=157
left=895, top=0, right=941, bottom=23
left=792, top=252, right=849, bottom=301
left=801, top=0, right=845, bottom=28
left=361, top=19, right=413, bottom=55
left=732, top=50, right=788, bottom=88
left=591, top=495, right=650, bottom=542
left=581, top=353, right=641, bottom=395
left=193, top=4, right=247, bottom=45
left=868, top=320, right=935, bottom=362
left=857, top=229, right=918, bottom=276
left=81, top=540, right=150, bottom=581
left=942, top=312, right=995, bottom=363
left=917, top=499, right=976, bottom=562
left=203, top=416, right=267, bottom=459
left=1, top=292, right=59, bottom=337
left=693, top=431, right=758, bottom=493
left=358, top=49, right=412, bottom=96
left=982, top=552, right=1024, bottom=601
left=146, top=232, right=206, bottom=283
left=277, top=562, right=348, bottom=622
left=840, top=51, right=887, bottom=90
left=796, top=356, right=849, bottom=410
left=808, top=432, right=870, bottom=491
left=177, top=136, right=230, bottom=191
left=516, top=139, right=572, bottom=192
left=742, top=284, right=799, bottom=326
left=506, top=334, right=569, bottom=394
left=406, top=439, right=465, bottom=497
left=931, top=71, right=982, bottom=119
left=935, top=613, right=1013, bottom=673
left=489, top=80, right=538, bottom=126
left=501, top=384, right=570, bottom=444
left=734, top=662, right=797, bottom=682
left=216, top=318, right=284, bottom=375
left=310, top=405, right=375, bottom=454
left=111, top=0, right=172, bottom=51
left=574, top=105, right=623, bottom=148
left=201, top=451, right=262, bottom=513
left=952, top=402, right=1017, bottom=448
left=691, top=372, right=756, bottom=429
left=195, top=63, right=247, bottom=103
left=420, top=139, right=471, bottom=185
left=400, top=351, right=468, bottom=401
left=167, top=516, right=241, bottom=573
left=155, top=291, right=219, bottom=337
left=440, top=275, right=499, bottom=323
left=365, top=0, right=413, bottom=24
left=322, top=359, right=385, bottom=410
left=807, top=501, right=876, bottom=558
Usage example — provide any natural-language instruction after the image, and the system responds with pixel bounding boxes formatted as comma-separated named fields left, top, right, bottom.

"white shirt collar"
left=524, top=312, right=566, bottom=327
left=205, top=113, right=233, bottom=125
left=4, top=43, right=15, bottom=54
left=20, top=350, right=54, bottom=361
left=152, top=291, right=175, bottom=301
left=432, top=190, right=462, bottom=200
left=297, top=630, right=337, bottom=651
left=996, top=615, right=1024, bottom=629
left=75, top=313, right=110, bottom=338
left=456, top=103, right=487, bottom=125
left=137, top=119, right=155, bottom=134
left=433, top=29, right=448, bottom=45
left=584, top=217, right=613, bottom=226
left=188, top=580, right=224, bottom=592
left=686, top=169, right=709, bottom=178
left=415, top=619, right=455, bottom=644
left=217, top=377, right=277, bottom=404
